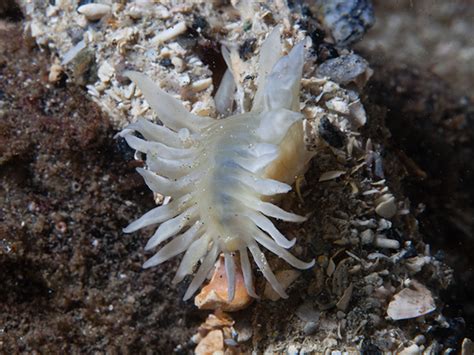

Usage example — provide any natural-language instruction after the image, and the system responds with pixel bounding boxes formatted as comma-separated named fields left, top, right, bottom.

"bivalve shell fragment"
left=387, top=280, right=436, bottom=320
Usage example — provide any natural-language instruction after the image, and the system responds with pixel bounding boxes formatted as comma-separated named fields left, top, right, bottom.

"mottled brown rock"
left=0, top=24, right=199, bottom=353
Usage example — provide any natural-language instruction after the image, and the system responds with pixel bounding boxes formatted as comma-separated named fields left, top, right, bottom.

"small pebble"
left=399, top=344, right=421, bottom=355
left=48, top=63, right=64, bottom=83
left=320, top=0, right=375, bottom=46
left=316, top=54, right=372, bottom=86
left=375, top=236, right=400, bottom=249
left=318, top=116, right=345, bottom=148
left=295, top=302, right=320, bottom=322
left=360, top=229, right=374, bottom=245
left=77, top=4, right=111, bottom=21
left=97, top=60, right=115, bottom=82
left=414, top=334, right=426, bottom=345
left=303, top=321, right=318, bottom=335
left=375, top=195, right=397, bottom=219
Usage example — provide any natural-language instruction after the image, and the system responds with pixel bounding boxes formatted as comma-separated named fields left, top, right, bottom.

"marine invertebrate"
left=120, top=29, right=315, bottom=301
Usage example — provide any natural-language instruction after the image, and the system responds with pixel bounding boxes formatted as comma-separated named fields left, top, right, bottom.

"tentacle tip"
left=142, top=260, right=154, bottom=269
left=248, top=291, right=260, bottom=299
left=305, top=259, right=316, bottom=269
left=295, top=215, right=307, bottom=223
left=122, top=226, right=133, bottom=234
left=123, top=70, right=141, bottom=80
left=114, top=129, right=131, bottom=139
left=144, top=241, right=155, bottom=251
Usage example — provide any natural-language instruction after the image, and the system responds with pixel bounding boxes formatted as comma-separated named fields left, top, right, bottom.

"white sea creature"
left=120, top=29, right=315, bottom=301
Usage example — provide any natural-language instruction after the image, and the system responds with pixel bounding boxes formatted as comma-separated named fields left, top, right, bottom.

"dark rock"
left=239, top=38, right=257, bottom=61
left=316, top=54, right=370, bottom=85
left=318, top=116, right=345, bottom=148
left=318, top=0, right=375, bottom=47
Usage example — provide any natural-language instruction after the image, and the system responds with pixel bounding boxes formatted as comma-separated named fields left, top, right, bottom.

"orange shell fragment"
left=195, top=254, right=253, bottom=312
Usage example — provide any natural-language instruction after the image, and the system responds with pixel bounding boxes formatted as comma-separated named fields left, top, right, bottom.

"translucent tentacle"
left=245, top=210, right=296, bottom=248
left=239, top=247, right=259, bottom=298
left=254, top=228, right=315, bottom=269
left=224, top=252, right=236, bottom=302
left=145, top=205, right=198, bottom=250
left=183, top=243, right=219, bottom=300
left=123, top=194, right=193, bottom=233
left=126, top=71, right=214, bottom=132
left=143, top=222, right=203, bottom=268
left=173, top=234, right=210, bottom=284
left=248, top=241, right=288, bottom=299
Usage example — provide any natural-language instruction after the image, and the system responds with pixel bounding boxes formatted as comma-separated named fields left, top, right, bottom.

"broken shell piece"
left=77, top=4, right=111, bottom=21
left=374, top=236, right=400, bottom=249
left=191, top=78, right=213, bottom=92
left=152, top=21, right=187, bottom=45
left=387, top=280, right=436, bottom=320
left=98, top=61, right=115, bottom=83
left=462, top=338, right=474, bottom=355
left=348, top=100, right=367, bottom=127
left=264, top=269, right=300, bottom=301
left=405, top=256, right=431, bottom=273
left=360, top=229, right=374, bottom=245
left=48, top=63, right=64, bottom=83
left=198, top=311, right=234, bottom=334
left=195, top=329, right=224, bottom=355
left=195, top=255, right=252, bottom=312
left=398, top=344, right=421, bottom=355
left=319, top=170, right=346, bottom=182
left=375, top=194, right=397, bottom=219
left=336, top=283, right=354, bottom=312
left=325, top=97, right=350, bottom=115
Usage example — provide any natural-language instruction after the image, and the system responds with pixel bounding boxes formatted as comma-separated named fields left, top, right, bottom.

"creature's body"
left=120, top=29, right=315, bottom=301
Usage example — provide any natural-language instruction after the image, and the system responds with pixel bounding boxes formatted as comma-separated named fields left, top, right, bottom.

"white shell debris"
left=326, top=97, right=350, bottom=115
left=348, top=99, right=367, bottom=127
left=387, top=280, right=436, bottom=320
left=191, top=78, right=213, bottom=93
left=375, top=193, right=397, bottom=219
left=319, top=170, right=346, bottom=182
left=374, top=236, right=400, bottom=249
left=360, top=229, right=375, bottom=245
left=48, top=63, right=63, bottom=83
left=398, top=344, right=421, bottom=355
left=152, top=21, right=187, bottom=45
left=98, top=61, right=115, bottom=83
left=77, top=4, right=111, bottom=21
